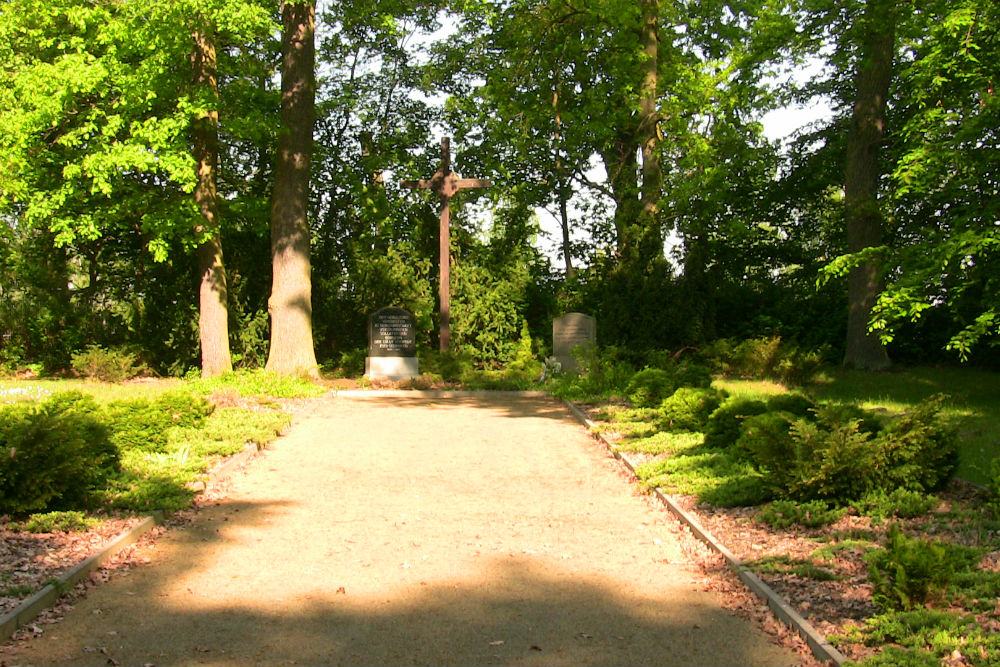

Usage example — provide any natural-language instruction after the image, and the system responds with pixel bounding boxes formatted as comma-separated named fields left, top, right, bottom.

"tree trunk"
left=603, top=0, right=662, bottom=273
left=843, top=0, right=895, bottom=370
left=192, top=28, right=232, bottom=378
left=600, top=130, right=640, bottom=257
left=636, top=0, right=663, bottom=266
left=552, top=88, right=574, bottom=278
left=266, top=0, right=319, bottom=378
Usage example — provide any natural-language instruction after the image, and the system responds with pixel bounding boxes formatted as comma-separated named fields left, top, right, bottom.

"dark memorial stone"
left=553, top=312, right=596, bottom=375
left=368, top=307, right=417, bottom=357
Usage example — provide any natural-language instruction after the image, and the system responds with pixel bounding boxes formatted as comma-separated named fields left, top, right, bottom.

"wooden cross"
left=401, top=137, right=491, bottom=352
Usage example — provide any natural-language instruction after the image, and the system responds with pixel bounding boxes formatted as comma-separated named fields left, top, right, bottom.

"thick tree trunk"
left=843, top=0, right=895, bottom=370
left=192, top=28, right=232, bottom=378
left=600, top=130, right=640, bottom=256
left=603, top=0, right=662, bottom=272
left=266, top=0, right=319, bottom=378
left=636, top=0, right=663, bottom=265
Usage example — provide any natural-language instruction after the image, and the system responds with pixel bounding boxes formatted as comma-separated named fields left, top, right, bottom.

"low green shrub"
left=637, top=450, right=771, bottom=507
left=672, top=360, right=713, bottom=390
left=703, top=398, right=768, bottom=449
left=877, top=395, right=958, bottom=492
left=626, top=368, right=675, bottom=408
left=758, top=499, right=845, bottom=529
left=737, top=396, right=956, bottom=504
left=659, top=387, right=724, bottom=432
left=865, top=524, right=976, bottom=611
left=71, top=345, right=149, bottom=382
left=747, top=554, right=842, bottom=580
left=105, top=392, right=215, bottom=453
left=0, top=392, right=118, bottom=513
left=326, top=348, right=367, bottom=378
left=853, top=488, right=938, bottom=520
left=549, top=347, right=636, bottom=402
left=734, top=411, right=796, bottom=463
left=765, top=393, right=817, bottom=417
left=844, top=645, right=945, bottom=667
left=775, top=346, right=829, bottom=386
left=16, top=510, right=98, bottom=533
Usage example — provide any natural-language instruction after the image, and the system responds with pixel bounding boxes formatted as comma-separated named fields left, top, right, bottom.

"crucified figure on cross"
left=401, top=137, right=491, bottom=352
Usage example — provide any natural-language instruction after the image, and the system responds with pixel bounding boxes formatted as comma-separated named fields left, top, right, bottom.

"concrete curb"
left=562, top=399, right=847, bottom=666
left=1, top=439, right=266, bottom=642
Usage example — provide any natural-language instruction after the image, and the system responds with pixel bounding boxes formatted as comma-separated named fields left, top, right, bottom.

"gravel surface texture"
left=2, top=393, right=814, bottom=666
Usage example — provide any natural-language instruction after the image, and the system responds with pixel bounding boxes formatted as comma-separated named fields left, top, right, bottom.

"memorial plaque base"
left=365, top=356, right=419, bottom=381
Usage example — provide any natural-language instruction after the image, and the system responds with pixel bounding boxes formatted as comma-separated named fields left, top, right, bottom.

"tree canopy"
left=1, top=0, right=996, bottom=374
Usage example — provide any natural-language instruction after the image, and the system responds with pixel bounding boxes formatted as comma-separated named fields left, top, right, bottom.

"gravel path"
left=10, top=393, right=801, bottom=666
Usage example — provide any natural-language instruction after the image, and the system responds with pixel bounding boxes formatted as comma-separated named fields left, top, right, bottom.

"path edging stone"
left=562, top=398, right=847, bottom=666
left=1, top=438, right=266, bottom=642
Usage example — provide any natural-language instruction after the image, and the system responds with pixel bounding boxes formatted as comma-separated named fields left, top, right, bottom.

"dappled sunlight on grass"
left=618, top=431, right=703, bottom=455
left=712, top=378, right=788, bottom=399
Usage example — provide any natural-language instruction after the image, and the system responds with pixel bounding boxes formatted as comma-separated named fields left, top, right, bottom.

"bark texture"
left=636, top=0, right=663, bottom=265
left=192, top=28, right=232, bottom=378
left=843, top=0, right=895, bottom=370
left=266, top=0, right=319, bottom=378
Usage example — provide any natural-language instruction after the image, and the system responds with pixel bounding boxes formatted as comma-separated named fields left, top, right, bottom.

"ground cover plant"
left=572, top=353, right=1000, bottom=666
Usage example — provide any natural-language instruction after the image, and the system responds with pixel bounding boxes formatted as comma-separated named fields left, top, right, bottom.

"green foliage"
left=659, top=387, right=724, bottom=432
left=451, top=249, right=540, bottom=367
left=734, top=411, right=796, bottom=465
left=703, top=398, right=768, bottom=449
left=757, top=500, right=844, bottom=529
left=672, top=361, right=714, bottom=390
left=865, top=524, right=977, bottom=611
left=419, top=350, right=477, bottom=383
left=844, top=645, right=946, bottom=667
left=837, top=607, right=1000, bottom=667
left=636, top=449, right=772, bottom=507
left=188, top=370, right=326, bottom=399
left=747, top=554, right=843, bottom=581
left=765, top=393, right=817, bottom=417
left=853, top=488, right=938, bottom=521
left=548, top=347, right=636, bottom=402
left=71, top=345, right=150, bottom=382
left=989, top=457, right=1000, bottom=519
left=701, top=337, right=829, bottom=385
left=738, top=397, right=957, bottom=503
left=811, top=539, right=879, bottom=562
left=626, top=369, right=675, bottom=408
left=616, top=431, right=703, bottom=455
left=327, top=348, right=368, bottom=378
left=104, top=392, right=215, bottom=453
left=15, top=510, right=97, bottom=533
left=0, top=391, right=117, bottom=513
left=877, top=395, right=958, bottom=492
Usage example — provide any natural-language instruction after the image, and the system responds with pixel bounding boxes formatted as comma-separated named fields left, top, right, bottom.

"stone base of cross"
left=401, top=137, right=491, bottom=352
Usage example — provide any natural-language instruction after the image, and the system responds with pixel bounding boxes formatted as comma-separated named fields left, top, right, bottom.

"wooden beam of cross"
left=400, top=137, right=491, bottom=352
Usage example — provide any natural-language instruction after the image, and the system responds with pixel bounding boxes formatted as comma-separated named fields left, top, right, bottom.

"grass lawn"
left=0, top=377, right=184, bottom=404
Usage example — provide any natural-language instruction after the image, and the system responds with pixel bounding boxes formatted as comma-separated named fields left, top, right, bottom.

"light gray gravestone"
left=365, top=307, right=419, bottom=381
left=552, top=312, right=596, bottom=375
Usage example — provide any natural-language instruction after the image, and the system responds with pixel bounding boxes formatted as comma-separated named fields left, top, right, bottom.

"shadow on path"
left=10, top=394, right=800, bottom=667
